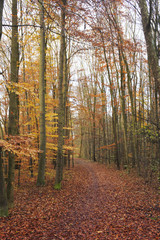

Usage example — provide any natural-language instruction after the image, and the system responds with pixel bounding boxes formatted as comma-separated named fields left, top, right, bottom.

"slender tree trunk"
left=118, top=50, right=128, bottom=166
left=100, top=75, right=107, bottom=163
left=37, top=0, right=46, bottom=186
left=79, top=121, right=83, bottom=158
left=63, top=38, right=70, bottom=167
left=122, top=53, right=137, bottom=167
left=54, top=0, right=67, bottom=189
left=111, top=31, right=129, bottom=167
left=0, top=0, right=8, bottom=217
left=102, top=44, right=120, bottom=169
left=7, top=0, right=19, bottom=207
left=0, top=0, right=4, bottom=41
left=0, top=147, right=8, bottom=216
left=92, top=77, right=97, bottom=162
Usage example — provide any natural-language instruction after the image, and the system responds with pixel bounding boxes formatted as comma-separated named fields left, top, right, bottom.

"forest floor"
left=0, top=158, right=160, bottom=239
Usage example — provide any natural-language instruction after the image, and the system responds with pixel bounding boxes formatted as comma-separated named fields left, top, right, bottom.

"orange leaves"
left=89, top=93, right=104, bottom=98
left=100, top=142, right=116, bottom=150
left=0, top=135, right=38, bottom=160
left=99, top=137, right=122, bottom=150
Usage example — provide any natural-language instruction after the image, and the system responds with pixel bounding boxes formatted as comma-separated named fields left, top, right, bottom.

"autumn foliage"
left=0, top=1, right=160, bottom=239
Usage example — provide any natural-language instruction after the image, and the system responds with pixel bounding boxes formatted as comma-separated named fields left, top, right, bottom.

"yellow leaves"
left=45, top=112, right=58, bottom=121
left=63, top=145, right=74, bottom=151
left=63, top=127, right=73, bottom=130
left=22, top=121, right=32, bottom=127
left=46, top=142, right=74, bottom=152
left=128, top=153, right=133, bottom=158
left=46, top=134, right=58, bottom=138
left=6, top=81, right=38, bottom=97
left=0, top=139, right=12, bottom=152
left=46, top=143, right=57, bottom=151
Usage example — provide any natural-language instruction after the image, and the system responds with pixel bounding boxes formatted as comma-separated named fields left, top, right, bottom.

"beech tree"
left=138, top=0, right=160, bottom=175
left=138, top=0, right=160, bottom=93
left=54, top=0, right=67, bottom=189
left=0, top=0, right=8, bottom=217
left=7, top=0, right=19, bottom=207
left=0, top=145, right=8, bottom=217
left=37, top=0, right=46, bottom=186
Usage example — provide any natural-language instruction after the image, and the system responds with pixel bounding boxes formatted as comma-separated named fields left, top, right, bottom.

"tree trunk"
left=37, top=0, right=46, bottom=186
left=0, top=0, right=8, bottom=217
left=0, top=0, right=4, bottom=40
left=138, top=0, right=160, bottom=93
left=7, top=0, right=19, bottom=207
left=100, top=75, right=107, bottom=164
left=0, top=147, right=8, bottom=217
left=102, top=43, right=120, bottom=169
left=92, top=77, right=97, bottom=162
left=54, top=0, right=67, bottom=189
left=63, top=37, right=70, bottom=167
left=118, top=51, right=128, bottom=166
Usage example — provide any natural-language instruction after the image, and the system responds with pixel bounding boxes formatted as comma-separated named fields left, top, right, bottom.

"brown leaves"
left=0, top=159, right=160, bottom=239
left=0, top=135, right=38, bottom=159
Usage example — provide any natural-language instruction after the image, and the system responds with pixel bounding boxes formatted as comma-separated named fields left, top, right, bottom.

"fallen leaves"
left=0, top=159, right=160, bottom=239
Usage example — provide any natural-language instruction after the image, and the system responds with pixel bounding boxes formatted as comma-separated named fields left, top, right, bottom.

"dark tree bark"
left=7, top=0, right=19, bottom=207
left=138, top=0, right=160, bottom=93
left=0, top=0, right=4, bottom=40
left=37, top=0, right=46, bottom=186
left=0, top=147, right=8, bottom=217
left=54, top=0, right=67, bottom=189
left=0, top=0, right=8, bottom=217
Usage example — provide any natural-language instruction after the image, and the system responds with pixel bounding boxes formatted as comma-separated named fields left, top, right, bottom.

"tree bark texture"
left=7, top=0, right=19, bottom=207
left=0, top=0, right=8, bottom=217
left=0, top=148, right=8, bottom=217
left=37, top=0, right=46, bottom=186
left=138, top=0, right=160, bottom=93
left=0, top=0, right=4, bottom=40
left=54, top=0, right=67, bottom=189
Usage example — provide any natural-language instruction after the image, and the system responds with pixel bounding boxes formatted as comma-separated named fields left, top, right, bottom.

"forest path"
left=0, top=158, right=160, bottom=239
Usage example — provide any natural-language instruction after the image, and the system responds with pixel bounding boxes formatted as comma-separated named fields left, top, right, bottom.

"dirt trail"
left=61, top=159, right=160, bottom=239
left=0, top=159, right=160, bottom=239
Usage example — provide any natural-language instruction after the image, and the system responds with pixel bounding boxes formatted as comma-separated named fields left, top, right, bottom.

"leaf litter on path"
left=0, top=158, right=160, bottom=239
